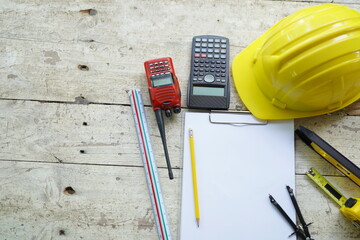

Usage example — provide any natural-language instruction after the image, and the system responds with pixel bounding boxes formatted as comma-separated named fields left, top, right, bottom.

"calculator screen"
left=193, top=86, right=225, bottom=96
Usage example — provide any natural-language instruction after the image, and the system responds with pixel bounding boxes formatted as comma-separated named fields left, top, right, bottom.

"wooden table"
left=1, top=1, right=359, bottom=239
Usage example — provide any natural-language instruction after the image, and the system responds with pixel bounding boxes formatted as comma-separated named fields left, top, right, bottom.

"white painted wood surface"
left=1, top=0, right=359, bottom=239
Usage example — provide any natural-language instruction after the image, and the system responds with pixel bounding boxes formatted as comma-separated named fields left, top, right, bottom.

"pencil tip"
left=196, top=219, right=200, bottom=227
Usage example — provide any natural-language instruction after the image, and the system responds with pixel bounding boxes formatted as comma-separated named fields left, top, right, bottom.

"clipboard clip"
left=209, top=110, right=268, bottom=126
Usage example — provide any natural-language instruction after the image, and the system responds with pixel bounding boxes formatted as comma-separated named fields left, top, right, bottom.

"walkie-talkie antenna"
left=155, top=109, right=173, bottom=180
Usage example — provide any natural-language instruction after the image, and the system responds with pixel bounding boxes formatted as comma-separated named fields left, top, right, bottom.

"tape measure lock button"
left=345, top=198, right=358, bottom=208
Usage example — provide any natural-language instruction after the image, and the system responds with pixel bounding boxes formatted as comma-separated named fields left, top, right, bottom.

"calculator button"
left=221, top=49, right=226, bottom=54
left=200, top=60, right=204, bottom=63
left=215, top=73, right=220, bottom=77
left=214, top=49, right=220, bottom=53
left=201, top=38, right=207, bottom=42
left=221, top=44, right=227, bottom=48
left=194, top=54, right=200, bottom=58
left=201, top=54, right=207, bottom=58
left=154, top=62, right=158, bottom=65
left=164, top=61, right=168, bottom=63
left=221, top=69, right=226, bottom=73
left=208, top=54, right=213, bottom=58
left=208, top=39, right=214, bottom=43
left=221, top=39, right=227, bottom=43
left=214, top=43, right=220, bottom=48
left=195, top=38, right=201, bottom=42
left=195, top=48, right=201, bottom=53
left=214, top=54, right=220, bottom=59
left=208, top=43, right=214, bottom=48
left=221, top=79, right=226, bottom=82
left=199, top=72, right=204, bottom=76
left=205, top=60, right=209, bottom=63
left=194, top=59, right=199, bottom=63
left=215, top=39, right=220, bottom=43
left=221, top=61, right=226, bottom=64
left=149, top=63, right=153, bottom=66
left=201, top=49, right=207, bottom=53
left=221, top=74, right=226, bottom=77
left=193, top=78, right=198, bottom=81
left=216, top=78, right=221, bottom=82
left=204, top=74, right=215, bottom=83
left=195, top=43, right=201, bottom=47
left=221, top=55, right=226, bottom=59
left=201, top=43, right=207, bottom=47
left=208, top=49, right=213, bottom=53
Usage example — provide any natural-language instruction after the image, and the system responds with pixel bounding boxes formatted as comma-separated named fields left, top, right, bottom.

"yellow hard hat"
left=232, top=4, right=360, bottom=120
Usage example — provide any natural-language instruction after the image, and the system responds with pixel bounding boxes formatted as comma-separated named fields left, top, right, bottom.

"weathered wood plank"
left=1, top=161, right=359, bottom=240
left=0, top=99, right=183, bottom=169
left=1, top=0, right=359, bottom=110
left=0, top=161, right=180, bottom=240
left=1, top=100, right=358, bottom=174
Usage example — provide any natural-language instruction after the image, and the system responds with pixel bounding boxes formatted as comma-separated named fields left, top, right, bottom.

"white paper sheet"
left=180, top=112, right=296, bottom=240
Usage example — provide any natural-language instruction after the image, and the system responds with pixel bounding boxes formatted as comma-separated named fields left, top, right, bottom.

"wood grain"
left=1, top=0, right=359, bottom=239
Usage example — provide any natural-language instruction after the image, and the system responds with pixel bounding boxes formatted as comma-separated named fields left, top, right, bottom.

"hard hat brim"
left=232, top=33, right=339, bottom=120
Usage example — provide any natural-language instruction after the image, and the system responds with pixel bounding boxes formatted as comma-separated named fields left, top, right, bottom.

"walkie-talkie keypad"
left=148, top=60, right=171, bottom=76
left=191, top=36, right=228, bottom=83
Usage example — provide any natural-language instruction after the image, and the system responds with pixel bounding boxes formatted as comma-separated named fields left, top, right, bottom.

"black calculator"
left=187, top=35, right=230, bottom=110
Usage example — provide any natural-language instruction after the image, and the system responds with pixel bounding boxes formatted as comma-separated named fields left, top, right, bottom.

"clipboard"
left=180, top=111, right=296, bottom=240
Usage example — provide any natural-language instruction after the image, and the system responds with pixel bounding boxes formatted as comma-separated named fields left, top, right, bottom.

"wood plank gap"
left=0, top=36, right=108, bottom=45
left=0, top=97, right=133, bottom=107
left=0, top=158, right=182, bottom=169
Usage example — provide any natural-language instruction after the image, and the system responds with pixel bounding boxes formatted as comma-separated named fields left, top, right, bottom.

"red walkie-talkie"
left=144, top=57, right=181, bottom=179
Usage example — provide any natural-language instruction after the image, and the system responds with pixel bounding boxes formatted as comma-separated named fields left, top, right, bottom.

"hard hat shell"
left=232, top=4, right=360, bottom=120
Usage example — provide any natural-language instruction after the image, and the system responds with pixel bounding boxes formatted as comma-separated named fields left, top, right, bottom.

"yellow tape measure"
left=306, top=167, right=360, bottom=228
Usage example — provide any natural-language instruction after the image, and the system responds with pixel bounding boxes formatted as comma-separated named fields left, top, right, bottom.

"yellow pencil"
left=189, top=129, right=200, bottom=227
